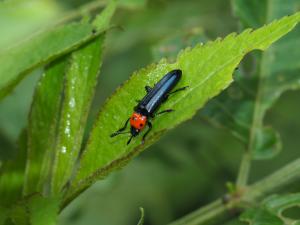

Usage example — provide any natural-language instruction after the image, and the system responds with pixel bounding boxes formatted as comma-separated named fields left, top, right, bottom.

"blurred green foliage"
left=0, top=0, right=300, bottom=225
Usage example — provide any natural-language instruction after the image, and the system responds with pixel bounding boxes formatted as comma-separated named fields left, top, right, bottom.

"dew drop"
left=61, top=146, right=67, bottom=154
left=69, top=98, right=76, bottom=108
left=65, top=127, right=70, bottom=135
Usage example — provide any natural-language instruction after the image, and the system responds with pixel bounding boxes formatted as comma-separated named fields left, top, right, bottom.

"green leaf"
left=0, top=0, right=116, bottom=100
left=64, top=12, right=300, bottom=204
left=241, top=208, right=283, bottom=225
left=0, top=130, right=27, bottom=206
left=0, top=206, right=9, bottom=225
left=252, top=127, right=281, bottom=160
left=23, top=1, right=115, bottom=196
left=23, top=59, right=66, bottom=195
left=92, top=0, right=117, bottom=30
left=0, top=0, right=60, bottom=51
left=203, top=0, right=300, bottom=159
left=8, top=195, right=59, bottom=225
left=24, top=21, right=112, bottom=197
left=232, top=0, right=267, bottom=28
left=9, top=202, right=30, bottom=225
left=50, top=36, right=105, bottom=196
left=27, top=195, right=60, bottom=225
left=241, top=193, right=300, bottom=225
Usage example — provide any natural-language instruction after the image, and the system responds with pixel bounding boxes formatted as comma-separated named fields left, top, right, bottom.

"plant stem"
left=236, top=152, right=252, bottom=187
left=168, top=199, right=227, bottom=225
left=245, top=157, right=300, bottom=200
left=169, top=157, right=300, bottom=225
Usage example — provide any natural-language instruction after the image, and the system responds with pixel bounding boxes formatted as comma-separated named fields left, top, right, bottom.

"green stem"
left=236, top=152, right=252, bottom=187
left=168, top=199, right=227, bottom=225
left=245, top=157, right=300, bottom=200
left=169, top=157, right=300, bottom=225
left=236, top=42, right=270, bottom=188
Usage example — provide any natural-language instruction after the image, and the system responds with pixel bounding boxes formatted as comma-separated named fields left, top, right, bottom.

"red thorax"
left=130, top=112, right=147, bottom=130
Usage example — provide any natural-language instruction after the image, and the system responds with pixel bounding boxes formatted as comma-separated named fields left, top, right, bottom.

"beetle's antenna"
left=110, top=131, right=130, bottom=137
left=127, top=135, right=133, bottom=145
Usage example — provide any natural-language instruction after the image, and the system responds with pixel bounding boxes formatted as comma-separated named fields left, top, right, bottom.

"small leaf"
left=252, top=127, right=281, bottom=160
left=241, top=193, right=300, bottom=225
left=0, top=1, right=115, bottom=100
left=64, top=12, right=300, bottom=203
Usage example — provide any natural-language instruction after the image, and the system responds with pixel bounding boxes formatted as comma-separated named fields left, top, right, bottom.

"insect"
left=110, top=69, right=187, bottom=145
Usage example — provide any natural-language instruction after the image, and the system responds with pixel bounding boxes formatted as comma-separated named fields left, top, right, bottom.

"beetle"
left=110, top=69, right=187, bottom=145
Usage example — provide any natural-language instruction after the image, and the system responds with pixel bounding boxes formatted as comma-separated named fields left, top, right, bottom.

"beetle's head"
left=130, top=126, right=140, bottom=137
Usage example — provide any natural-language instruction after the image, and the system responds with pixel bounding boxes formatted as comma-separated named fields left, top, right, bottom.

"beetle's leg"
left=127, top=135, right=133, bottom=145
left=156, top=109, right=174, bottom=116
left=110, top=118, right=130, bottom=137
left=161, top=86, right=188, bottom=103
left=135, top=99, right=141, bottom=103
left=168, top=86, right=189, bottom=95
left=145, top=85, right=152, bottom=93
left=142, top=121, right=152, bottom=144
left=150, top=109, right=174, bottom=118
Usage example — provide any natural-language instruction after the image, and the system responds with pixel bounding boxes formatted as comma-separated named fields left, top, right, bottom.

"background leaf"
left=0, top=0, right=115, bottom=100
left=241, top=193, right=300, bottom=225
left=0, top=0, right=60, bottom=51
left=64, top=12, right=300, bottom=204
left=203, top=0, right=300, bottom=159
left=151, top=27, right=208, bottom=62
left=0, top=130, right=27, bottom=206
